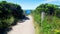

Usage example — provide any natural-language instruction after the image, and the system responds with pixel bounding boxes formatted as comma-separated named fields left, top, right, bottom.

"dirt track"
left=8, top=15, right=35, bottom=34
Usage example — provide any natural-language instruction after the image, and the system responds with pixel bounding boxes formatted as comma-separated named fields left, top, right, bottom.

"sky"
left=0, top=0, right=60, bottom=10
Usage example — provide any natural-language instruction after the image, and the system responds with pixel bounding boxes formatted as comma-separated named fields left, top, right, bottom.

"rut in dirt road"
left=8, top=15, right=35, bottom=34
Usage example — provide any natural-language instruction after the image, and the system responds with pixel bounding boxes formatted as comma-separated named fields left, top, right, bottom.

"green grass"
left=34, top=22, right=40, bottom=34
left=32, top=11, right=60, bottom=34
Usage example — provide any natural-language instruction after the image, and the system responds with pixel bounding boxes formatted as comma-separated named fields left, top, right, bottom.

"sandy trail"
left=8, top=15, right=35, bottom=34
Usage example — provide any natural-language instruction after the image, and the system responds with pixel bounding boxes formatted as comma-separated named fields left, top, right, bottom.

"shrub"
left=0, top=1, right=25, bottom=31
left=32, top=4, right=60, bottom=34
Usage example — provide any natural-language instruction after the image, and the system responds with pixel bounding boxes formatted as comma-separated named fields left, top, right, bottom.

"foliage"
left=0, top=1, right=25, bottom=30
left=32, top=4, right=60, bottom=34
left=0, top=1, right=24, bottom=19
left=36, top=4, right=60, bottom=16
left=0, top=16, right=14, bottom=29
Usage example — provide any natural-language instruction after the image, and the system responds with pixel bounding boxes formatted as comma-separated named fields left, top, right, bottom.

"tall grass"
left=32, top=11, right=60, bottom=34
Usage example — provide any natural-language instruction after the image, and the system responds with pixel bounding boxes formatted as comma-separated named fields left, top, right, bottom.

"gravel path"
left=8, top=15, right=35, bottom=34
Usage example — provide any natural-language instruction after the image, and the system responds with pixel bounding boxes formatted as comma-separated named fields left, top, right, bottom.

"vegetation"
left=32, top=4, right=60, bottom=34
left=0, top=1, right=25, bottom=32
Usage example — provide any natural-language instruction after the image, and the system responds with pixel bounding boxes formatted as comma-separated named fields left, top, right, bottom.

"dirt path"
left=8, top=15, right=35, bottom=34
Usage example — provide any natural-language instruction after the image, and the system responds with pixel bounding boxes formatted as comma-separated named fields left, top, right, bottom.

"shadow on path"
left=0, top=27, right=12, bottom=34
left=11, top=16, right=30, bottom=26
left=0, top=16, right=30, bottom=34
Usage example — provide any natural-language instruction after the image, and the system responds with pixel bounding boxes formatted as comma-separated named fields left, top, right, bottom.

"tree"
left=0, top=1, right=25, bottom=32
left=35, top=4, right=59, bottom=16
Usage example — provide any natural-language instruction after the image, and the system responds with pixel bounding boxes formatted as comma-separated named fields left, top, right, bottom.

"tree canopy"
left=35, top=4, right=60, bottom=16
left=0, top=1, right=24, bottom=19
left=32, top=3, right=60, bottom=34
left=0, top=1, right=25, bottom=31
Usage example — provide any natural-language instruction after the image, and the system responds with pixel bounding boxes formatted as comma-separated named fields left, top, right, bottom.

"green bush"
left=35, top=4, right=60, bottom=16
left=0, top=16, right=14, bottom=29
left=0, top=1, right=24, bottom=19
left=32, top=4, right=60, bottom=34
left=0, top=1, right=25, bottom=30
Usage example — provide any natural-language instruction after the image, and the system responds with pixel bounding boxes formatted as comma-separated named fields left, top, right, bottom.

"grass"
left=31, top=14, right=40, bottom=34
left=41, top=16, right=60, bottom=34
left=32, top=11, right=60, bottom=34
left=34, top=22, right=40, bottom=34
left=32, top=13, right=60, bottom=34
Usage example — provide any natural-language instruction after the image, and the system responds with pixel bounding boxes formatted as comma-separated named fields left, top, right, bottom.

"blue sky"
left=0, top=0, right=60, bottom=10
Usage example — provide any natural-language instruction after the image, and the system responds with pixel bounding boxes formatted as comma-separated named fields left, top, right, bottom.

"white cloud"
left=41, top=0, right=59, bottom=3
